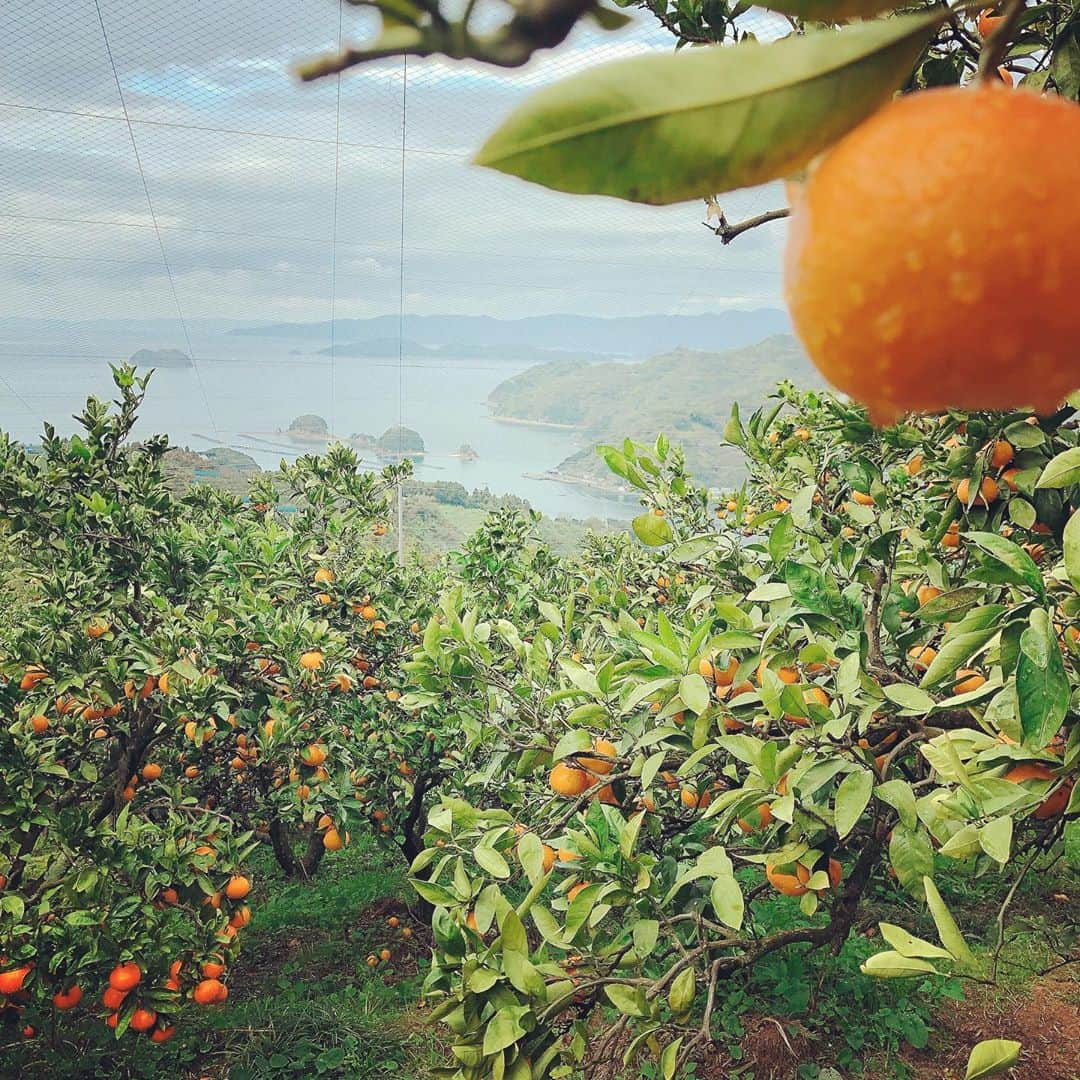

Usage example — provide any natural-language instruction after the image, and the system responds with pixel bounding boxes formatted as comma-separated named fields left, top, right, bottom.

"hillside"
left=228, top=309, right=791, bottom=357
left=487, top=335, right=823, bottom=489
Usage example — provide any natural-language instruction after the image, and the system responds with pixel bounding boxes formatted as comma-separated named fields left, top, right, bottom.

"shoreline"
left=490, top=413, right=582, bottom=432
left=523, top=469, right=635, bottom=502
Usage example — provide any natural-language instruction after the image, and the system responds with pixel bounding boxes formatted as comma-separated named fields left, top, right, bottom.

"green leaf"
left=883, top=682, right=937, bottom=712
left=1064, top=510, right=1080, bottom=591
left=1017, top=609, right=1070, bottom=749
left=710, top=875, right=744, bottom=930
left=978, top=817, right=1013, bottom=865
left=632, top=512, right=674, bottom=547
left=920, top=627, right=998, bottom=688
left=769, top=514, right=795, bottom=564
left=552, top=728, right=593, bottom=761
left=966, top=531, right=1045, bottom=597
left=875, top=779, right=917, bottom=829
left=834, top=768, right=874, bottom=839
left=474, top=843, right=511, bottom=879
left=504, top=949, right=546, bottom=997
left=879, top=923, right=952, bottom=960
left=1036, top=446, right=1080, bottom=488
left=660, top=1037, right=683, bottom=1080
left=482, top=1005, right=531, bottom=1054
left=620, top=810, right=647, bottom=859
left=964, top=1039, right=1022, bottom=1080
left=410, top=879, right=459, bottom=907
left=923, top=876, right=975, bottom=966
left=889, top=824, right=934, bottom=893
left=679, top=673, right=710, bottom=715
left=604, top=984, right=649, bottom=1017
left=860, top=951, right=939, bottom=978
left=474, top=13, right=942, bottom=204
left=633, top=919, right=660, bottom=958
left=667, top=967, right=696, bottom=1015
left=917, top=587, right=984, bottom=623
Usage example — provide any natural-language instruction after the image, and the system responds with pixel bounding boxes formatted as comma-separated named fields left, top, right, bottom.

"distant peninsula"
left=487, top=335, right=825, bottom=491
left=129, top=347, right=192, bottom=368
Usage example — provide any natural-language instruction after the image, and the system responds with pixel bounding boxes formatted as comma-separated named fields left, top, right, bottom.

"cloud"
left=0, top=0, right=788, bottom=326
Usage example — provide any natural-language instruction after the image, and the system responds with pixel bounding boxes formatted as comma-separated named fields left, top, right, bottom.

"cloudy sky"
left=0, top=0, right=789, bottom=329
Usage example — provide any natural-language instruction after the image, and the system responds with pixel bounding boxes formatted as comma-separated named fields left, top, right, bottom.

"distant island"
left=129, top=347, right=192, bottom=368
left=487, top=335, right=824, bottom=491
left=278, top=415, right=426, bottom=464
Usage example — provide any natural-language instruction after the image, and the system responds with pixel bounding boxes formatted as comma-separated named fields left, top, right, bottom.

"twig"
left=703, top=207, right=791, bottom=245
left=977, top=0, right=1026, bottom=80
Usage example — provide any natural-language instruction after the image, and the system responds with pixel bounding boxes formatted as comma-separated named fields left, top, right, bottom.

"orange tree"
left=0, top=368, right=459, bottom=1042
left=400, top=393, right=1078, bottom=1079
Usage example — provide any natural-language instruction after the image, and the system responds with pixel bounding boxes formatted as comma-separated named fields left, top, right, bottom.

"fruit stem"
left=975, top=0, right=1026, bottom=82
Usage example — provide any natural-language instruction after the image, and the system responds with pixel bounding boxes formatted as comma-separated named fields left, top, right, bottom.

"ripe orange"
left=978, top=8, right=1004, bottom=37
left=299, top=650, right=324, bottom=671
left=956, top=477, right=999, bottom=507
left=129, top=1007, right=157, bottom=1033
left=1001, top=468, right=1020, bottom=492
left=201, top=959, right=225, bottom=979
left=680, top=786, right=712, bottom=810
left=323, top=828, right=344, bottom=850
left=907, top=645, right=938, bottom=672
left=225, top=875, right=251, bottom=900
left=766, top=863, right=808, bottom=898
left=989, top=439, right=1014, bottom=469
left=379, top=948, right=391, bottom=962
left=109, top=962, right=141, bottom=992
left=30, top=714, right=48, bottom=734
left=567, top=881, right=591, bottom=903
left=313, top=567, right=334, bottom=585
left=785, top=85, right=1080, bottom=425
left=86, top=618, right=110, bottom=639
left=916, top=585, right=942, bottom=607
left=301, top=743, right=327, bottom=767
left=549, top=761, right=589, bottom=798
left=101, top=986, right=127, bottom=1010
left=953, top=668, right=986, bottom=694
left=852, top=490, right=875, bottom=506
left=737, top=803, right=773, bottom=833
left=0, top=964, right=32, bottom=995
left=151, top=1025, right=176, bottom=1043
left=52, top=985, right=82, bottom=1010
left=193, top=978, right=227, bottom=1005
left=941, top=521, right=961, bottom=549
left=19, top=665, right=47, bottom=691
left=578, top=737, right=617, bottom=775
left=905, top=454, right=924, bottom=476
left=141, top=762, right=162, bottom=781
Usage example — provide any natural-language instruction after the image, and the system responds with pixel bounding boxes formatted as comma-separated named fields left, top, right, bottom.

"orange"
left=785, top=85, right=1080, bottom=425
left=201, top=959, right=225, bottom=979
left=956, top=477, right=999, bottom=507
left=299, top=650, right=324, bottom=671
left=323, top=828, right=344, bottom=851
left=1001, top=468, right=1020, bottom=492
left=329, top=673, right=352, bottom=692
left=30, top=714, right=48, bottom=734
left=579, top=737, right=617, bottom=776
left=541, top=844, right=556, bottom=873
left=736, top=803, right=773, bottom=833
left=301, top=743, right=327, bottom=767
left=313, top=567, right=334, bottom=585
left=978, top=9, right=1004, bottom=37
left=941, top=521, right=961, bottom=549
left=86, top=618, right=110, bottom=639
left=1002, top=762, right=1072, bottom=819
left=549, top=761, right=589, bottom=798
left=680, top=787, right=712, bottom=810
left=557, top=848, right=580, bottom=863
left=151, top=1025, right=176, bottom=1043
left=19, top=666, right=48, bottom=691
left=907, top=645, right=937, bottom=672
left=101, top=986, right=127, bottom=1010
left=52, top=985, right=82, bottom=1010
left=567, top=881, right=591, bottom=903
left=953, top=668, right=986, bottom=694
left=766, top=863, right=808, bottom=898
left=989, top=439, right=1014, bottom=469
left=905, top=454, right=923, bottom=476
left=0, top=964, right=32, bottom=995
left=141, top=762, right=162, bottom=781
left=225, top=875, right=251, bottom=900
left=129, top=1007, right=157, bottom=1032
left=916, top=585, right=942, bottom=607
left=193, top=978, right=227, bottom=1005
left=109, top=962, right=141, bottom=992
left=852, top=490, right=875, bottom=506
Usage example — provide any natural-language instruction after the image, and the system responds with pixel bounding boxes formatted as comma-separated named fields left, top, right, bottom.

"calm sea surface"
left=0, top=327, right=634, bottom=521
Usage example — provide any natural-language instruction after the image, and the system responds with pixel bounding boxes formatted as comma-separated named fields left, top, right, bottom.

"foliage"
left=402, top=389, right=1079, bottom=1078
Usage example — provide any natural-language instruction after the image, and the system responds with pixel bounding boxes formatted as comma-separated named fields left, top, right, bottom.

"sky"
left=0, top=0, right=790, bottom=328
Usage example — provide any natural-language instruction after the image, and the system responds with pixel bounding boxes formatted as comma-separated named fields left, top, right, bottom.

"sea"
left=0, top=325, right=636, bottom=522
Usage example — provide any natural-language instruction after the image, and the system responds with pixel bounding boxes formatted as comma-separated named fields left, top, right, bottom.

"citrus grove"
left=3, top=0, right=1080, bottom=1076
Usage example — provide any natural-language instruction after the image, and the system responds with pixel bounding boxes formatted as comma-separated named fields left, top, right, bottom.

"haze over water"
left=0, top=323, right=634, bottom=522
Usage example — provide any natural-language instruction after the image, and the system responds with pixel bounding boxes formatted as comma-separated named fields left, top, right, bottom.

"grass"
left=11, top=840, right=1076, bottom=1079
left=14, top=838, right=441, bottom=1079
